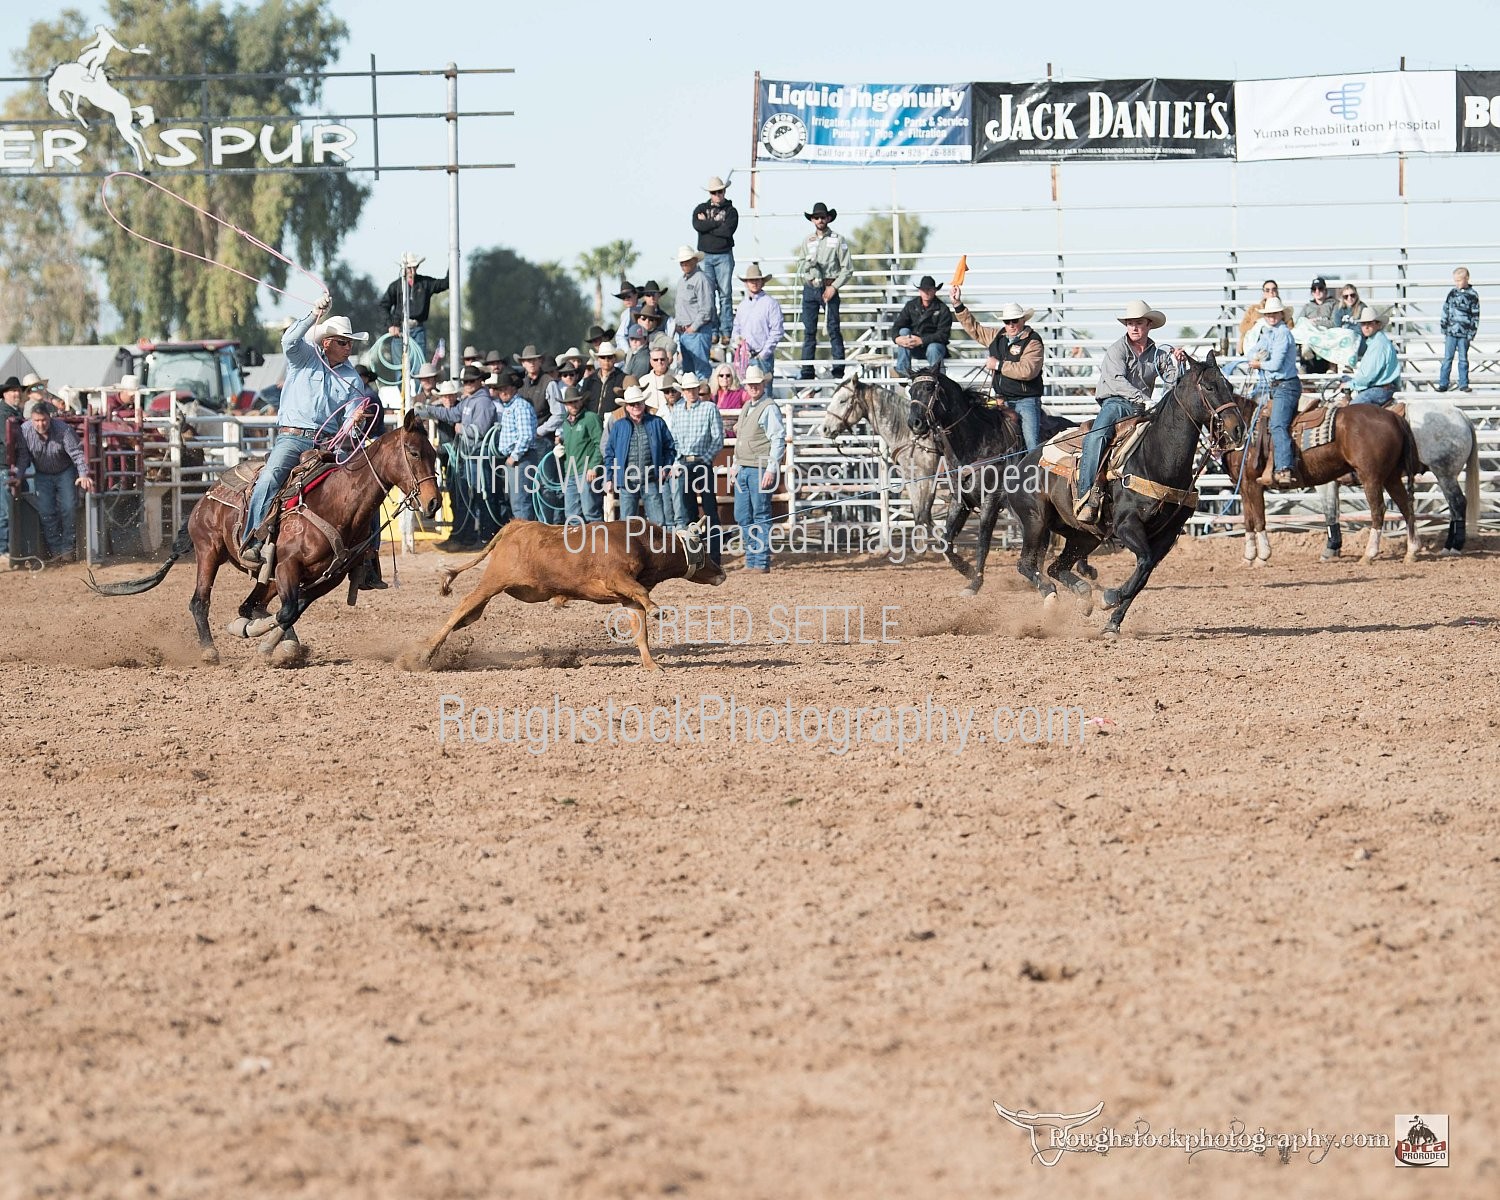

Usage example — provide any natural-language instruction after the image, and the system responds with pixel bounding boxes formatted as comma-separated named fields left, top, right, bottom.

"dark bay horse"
left=88, top=412, right=441, bottom=664
left=997, top=352, right=1244, bottom=638
left=906, top=370, right=1092, bottom=595
left=1222, top=396, right=1420, bottom=564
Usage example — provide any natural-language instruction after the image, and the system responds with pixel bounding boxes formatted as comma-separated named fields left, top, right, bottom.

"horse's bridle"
left=827, top=372, right=936, bottom=463
left=359, top=429, right=439, bottom=513
left=907, top=370, right=969, bottom=441
left=1172, top=368, right=1243, bottom=456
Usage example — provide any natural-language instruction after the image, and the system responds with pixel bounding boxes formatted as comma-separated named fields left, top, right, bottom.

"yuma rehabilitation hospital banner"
left=1234, top=71, right=1454, bottom=161
left=755, top=80, right=972, bottom=165
left=972, top=79, right=1234, bottom=161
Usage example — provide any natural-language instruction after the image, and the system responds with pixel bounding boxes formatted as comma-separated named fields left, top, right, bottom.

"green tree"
left=844, top=209, right=932, bottom=289
left=0, top=177, right=100, bottom=342
left=467, top=247, right=591, bottom=355
left=3, top=0, right=367, bottom=345
left=575, top=240, right=639, bottom=322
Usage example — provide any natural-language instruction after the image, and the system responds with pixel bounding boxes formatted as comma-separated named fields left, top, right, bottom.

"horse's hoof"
left=1043, top=592, right=1059, bottom=606
left=395, top=649, right=433, bottom=673
left=1251, top=557, right=1266, bottom=568
left=1101, top=589, right=1121, bottom=609
left=225, top=617, right=250, bottom=638
left=1360, top=554, right=1378, bottom=565
left=200, top=647, right=219, bottom=665
left=1099, top=627, right=1119, bottom=642
left=961, top=583, right=981, bottom=597
left=1437, top=547, right=1459, bottom=558
left=1319, top=549, right=1340, bottom=563
left=245, top=615, right=277, bottom=637
left=271, top=640, right=308, bottom=668
left=257, top=625, right=286, bottom=654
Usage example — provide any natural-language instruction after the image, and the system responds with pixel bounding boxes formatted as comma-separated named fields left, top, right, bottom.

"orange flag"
left=950, top=255, right=968, bottom=290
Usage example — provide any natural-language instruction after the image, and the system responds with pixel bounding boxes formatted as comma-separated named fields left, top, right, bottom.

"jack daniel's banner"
left=972, top=79, right=1235, bottom=162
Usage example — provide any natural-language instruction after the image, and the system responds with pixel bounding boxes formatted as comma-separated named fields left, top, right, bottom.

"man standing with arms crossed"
left=794, top=202, right=852, bottom=380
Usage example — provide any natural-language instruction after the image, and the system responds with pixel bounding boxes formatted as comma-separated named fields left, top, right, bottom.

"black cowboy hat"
left=914, top=275, right=944, bottom=292
left=460, top=364, right=487, bottom=383
left=586, top=324, right=615, bottom=343
left=804, top=201, right=837, bottom=222
left=638, top=280, right=664, bottom=296
left=614, top=280, right=639, bottom=300
left=1, top=376, right=21, bottom=391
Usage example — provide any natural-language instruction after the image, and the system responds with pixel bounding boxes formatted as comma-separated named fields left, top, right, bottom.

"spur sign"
left=0, top=26, right=356, bottom=173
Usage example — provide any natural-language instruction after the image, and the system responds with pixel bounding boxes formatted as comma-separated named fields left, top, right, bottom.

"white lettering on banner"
left=154, top=128, right=201, bottom=167
left=43, top=129, right=85, bottom=167
left=311, top=123, right=355, bottom=164
left=0, top=130, right=33, bottom=166
left=210, top=125, right=257, bottom=165
left=988, top=90, right=1229, bottom=145
left=766, top=82, right=967, bottom=114
left=1463, top=95, right=1500, bottom=127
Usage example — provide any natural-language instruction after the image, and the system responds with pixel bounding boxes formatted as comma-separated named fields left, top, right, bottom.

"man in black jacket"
left=580, top=341, right=625, bottom=421
left=382, top=251, right=449, bottom=366
left=890, top=275, right=953, bottom=377
left=692, top=175, right=738, bottom=344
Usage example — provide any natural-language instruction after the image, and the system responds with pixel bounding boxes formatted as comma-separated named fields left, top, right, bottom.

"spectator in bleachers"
left=492, top=369, right=539, bottom=523
left=732, top=365, right=784, bottom=572
left=382, top=252, right=448, bottom=365
left=583, top=326, right=614, bottom=377
left=1246, top=297, right=1302, bottom=487
left=692, top=177, right=739, bottom=344
left=559, top=385, right=604, bottom=524
left=730, top=263, right=783, bottom=383
left=412, top=362, right=441, bottom=403
left=639, top=345, right=677, bottom=412
left=581, top=342, right=625, bottom=421
left=20, top=374, right=51, bottom=417
left=637, top=306, right=677, bottom=364
left=1238, top=280, right=1295, bottom=353
left=795, top=202, right=852, bottom=380
left=657, top=376, right=688, bottom=531
left=1347, top=308, right=1400, bottom=405
left=636, top=282, right=678, bottom=342
left=539, top=360, right=577, bottom=445
left=613, top=281, right=642, bottom=339
left=461, top=345, right=483, bottom=373
left=674, top=246, right=716, bottom=378
left=622, top=325, right=651, bottom=379
left=515, top=345, right=554, bottom=432
left=1438, top=267, right=1480, bottom=393
left=1332, top=285, right=1362, bottom=332
left=1299, top=277, right=1338, bottom=374
left=11, top=401, right=95, bottom=562
left=889, top=276, right=953, bottom=378
left=603, top=385, right=675, bottom=525
left=428, top=366, right=496, bottom=549
left=710, top=365, right=746, bottom=415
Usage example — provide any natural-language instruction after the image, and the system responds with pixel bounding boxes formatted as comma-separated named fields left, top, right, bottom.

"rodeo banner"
left=1234, top=71, right=1454, bottom=162
left=972, top=79, right=1234, bottom=162
left=1457, top=72, right=1500, bottom=151
left=754, top=80, right=972, bottom=165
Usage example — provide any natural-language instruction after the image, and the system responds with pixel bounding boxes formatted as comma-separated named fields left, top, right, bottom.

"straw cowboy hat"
left=677, top=371, right=702, bottom=390
left=621, top=385, right=647, bottom=405
left=804, top=201, right=837, bottom=222
left=738, top=262, right=773, bottom=284
left=399, top=252, right=425, bottom=269
left=435, top=380, right=460, bottom=396
left=311, top=316, right=369, bottom=343
left=116, top=373, right=141, bottom=390
left=462, top=344, right=481, bottom=359
left=1116, top=300, right=1166, bottom=330
left=594, top=340, right=620, bottom=358
left=742, top=365, right=769, bottom=385
left=997, top=302, right=1035, bottom=324
left=556, top=347, right=583, bottom=365
left=21, top=372, right=47, bottom=390
left=676, top=244, right=705, bottom=264
left=415, top=362, right=440, bottom=380
left=1356, top=306, right=1385, bottom=326
left=1260, top=297, right=1288, bottom=316
left=704, top=175, right=729, bottom=192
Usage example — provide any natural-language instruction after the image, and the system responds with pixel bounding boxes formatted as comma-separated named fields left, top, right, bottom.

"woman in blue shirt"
left=1248, top=297, right=1302, bottom=486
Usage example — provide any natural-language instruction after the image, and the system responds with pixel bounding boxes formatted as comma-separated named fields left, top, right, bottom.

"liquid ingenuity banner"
left=754, top=80, right=972, bottom=166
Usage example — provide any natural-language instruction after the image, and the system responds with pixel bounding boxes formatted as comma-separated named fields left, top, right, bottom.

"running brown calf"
left=401, top=517, right=726, bottom=670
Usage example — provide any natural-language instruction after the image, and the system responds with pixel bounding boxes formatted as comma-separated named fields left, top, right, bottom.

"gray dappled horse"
left=821, top=365, right=942, bottom=534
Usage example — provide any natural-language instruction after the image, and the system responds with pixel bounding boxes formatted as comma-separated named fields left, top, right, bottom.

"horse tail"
left=1465, top=431, right=1481, bottom=532
left=437, top=526, right=507, bottom=596
left=85, top=521, right=193, bottom=596
left=1400, top=418, right=1419, bottom=502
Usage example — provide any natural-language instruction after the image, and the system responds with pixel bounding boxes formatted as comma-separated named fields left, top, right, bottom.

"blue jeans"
left=33, top=469, right=79, bottom=556
left=1077, top=397, right=1142, bottom=497
left=678, top=458, right=722, bottom=564
left=1259, top=377, right=1303, bottom=472
left=499, top=456, right=535, bottom=523
left=0, top=491, right=10, bottom=559
left=734, top=465, right=774, bottom=568
left=893, top=329, right=947, bottom=377
left=799, top=284, right=844, bottom=377
left=562, top=466, right=603, bottom=523
left=616, top=480, right=666, bottom=525
left=1009, top=396, right=1042, bottom=450
left=701, top=252, right=735, bottom=339
left=679, top=330, right=714, bottom=379
left=1351, top=384, right=1396, bottom=405
left=660, top=469, right=687, bottom=531
left=244, top=431, right=316, bottom=540
left=1439, top=334, right=1469, bottom=389
left=408, top=324, right=429, bottom=366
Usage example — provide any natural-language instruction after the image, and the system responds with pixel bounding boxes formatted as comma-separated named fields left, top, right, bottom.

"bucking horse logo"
left=45, top=25, right=155, bottom=169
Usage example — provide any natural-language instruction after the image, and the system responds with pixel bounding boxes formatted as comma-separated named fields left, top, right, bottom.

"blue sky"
left=6, top=1, right=1500, bottom=321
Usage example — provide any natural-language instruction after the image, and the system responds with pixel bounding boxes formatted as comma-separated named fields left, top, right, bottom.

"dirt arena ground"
left=2, top=528, right=1496, bottom=1199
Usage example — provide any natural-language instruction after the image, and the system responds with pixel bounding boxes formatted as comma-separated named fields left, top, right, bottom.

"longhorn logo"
left=992, top=1100, right=1107, bottom=1166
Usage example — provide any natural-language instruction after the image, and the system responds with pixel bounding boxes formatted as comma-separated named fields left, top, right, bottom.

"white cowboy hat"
left=21, top=372, right=47, bottom=389
left=742, top=365, right=769, bottom=385
left=738, top=262, right=772, bottom=284
left=997, top=302, right=1035, bottom=324
left=677, top=372, right=702, bottom=390
left=116, top=374, right=140, bottom=390
left=556, top=347, right=583, bottom=365
left=1260, top=297, right=1287, bottom=316
left=399, top=252, right=425, bottom=270
left=705, top=175, right=729, bottom=192
left=1117, top=300, right=1166, bottom=330
left=415, top=362, right=440, bottom=380
left=311, top=315, right=369, bottom=343
left=621, top=385, right=647, bottom=404
left=435, top=380, right=460, bottom=396
left=595, top=340, right=619, bottom=358
left=1356, top=306, right=1384, bottom=326
left=676, top=244, right=705, bottom=263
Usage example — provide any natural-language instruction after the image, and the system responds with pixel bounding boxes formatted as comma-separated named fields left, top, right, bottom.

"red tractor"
left=131, top=339, right=262, bottom=414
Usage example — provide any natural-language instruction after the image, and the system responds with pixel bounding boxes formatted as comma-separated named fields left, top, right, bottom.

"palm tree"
left=576, top=240, right=640, bottom=323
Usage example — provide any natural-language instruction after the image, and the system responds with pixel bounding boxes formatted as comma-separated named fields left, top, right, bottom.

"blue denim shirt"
left=278, top=310, right=368, bottom=433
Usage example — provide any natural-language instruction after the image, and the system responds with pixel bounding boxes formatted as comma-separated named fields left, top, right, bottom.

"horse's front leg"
left=189, top=543, right=226, bottom=664
left=940, top=488, right=975, bottom=581
left=1318, top=481, right=1343, bottom=561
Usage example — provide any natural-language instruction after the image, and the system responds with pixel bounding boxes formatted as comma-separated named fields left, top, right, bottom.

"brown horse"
left=87, top=412, right=441, bottom=665
left=1223, top=397, right=1419, bottom=565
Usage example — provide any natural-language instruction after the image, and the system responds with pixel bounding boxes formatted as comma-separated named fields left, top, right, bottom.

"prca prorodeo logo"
left=1393, top=1113, right=1448, bottom=1168
left=760, top=112, right=807, bottom=160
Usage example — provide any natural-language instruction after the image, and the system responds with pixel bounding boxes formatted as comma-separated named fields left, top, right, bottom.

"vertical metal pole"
left=370, top=54, right=381, bottom=181
left=446, top=62, right=461, bottom=389
left=890, top=171, right=901, bottom=288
